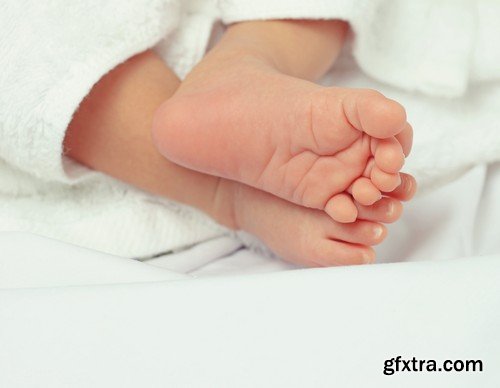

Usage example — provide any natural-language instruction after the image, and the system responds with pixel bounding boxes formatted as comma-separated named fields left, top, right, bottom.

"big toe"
left=344, top=89, right=407, bottom=139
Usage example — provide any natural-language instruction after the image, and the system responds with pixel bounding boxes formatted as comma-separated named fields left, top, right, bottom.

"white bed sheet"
left=0, top=164, right=499, bottom=387
left=1, top=255, right=499, bottom=387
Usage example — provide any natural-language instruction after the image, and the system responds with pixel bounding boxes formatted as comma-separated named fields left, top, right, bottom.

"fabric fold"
left=0, top=0, right=180, bottom=183
left=218, top=0, right=479, bottom=97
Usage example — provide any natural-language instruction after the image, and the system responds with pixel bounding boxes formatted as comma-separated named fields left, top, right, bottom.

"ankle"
left=219, top=20, right=348, bottom=80
left=208, top=34, right=290, bottom=78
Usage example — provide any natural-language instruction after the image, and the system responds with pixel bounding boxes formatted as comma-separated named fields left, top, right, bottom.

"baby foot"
left=214, top=179, right=404, bottom=267
left=152, top=49, right=413, bottom=222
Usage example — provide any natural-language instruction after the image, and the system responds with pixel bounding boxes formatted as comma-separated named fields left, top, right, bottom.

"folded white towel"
left=0, top=0, right=499, bottom=257
left=0, top=0, right=228, bottom=257
left=220, top=0, right=500, bottom=97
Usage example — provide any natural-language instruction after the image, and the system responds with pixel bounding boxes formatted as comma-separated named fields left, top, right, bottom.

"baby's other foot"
left=153, top=49, right=412, bottom=222
left=214, top=180, right=404, bottom=267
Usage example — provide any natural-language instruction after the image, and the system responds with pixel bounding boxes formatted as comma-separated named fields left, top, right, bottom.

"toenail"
left=387, top=202, right=395, bottom=217
left=371, top=191, right=382, bottom=203
left=405, top=176, right=413, bottom=193
left=373, top=226, right=384, bottom=239
left=362, top=251, right=375, bottom=264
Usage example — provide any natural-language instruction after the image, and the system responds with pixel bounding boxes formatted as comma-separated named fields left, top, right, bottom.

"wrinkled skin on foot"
left=153, top=54, right=415, bottom=223
left=215, top=179, right=407, bottom=267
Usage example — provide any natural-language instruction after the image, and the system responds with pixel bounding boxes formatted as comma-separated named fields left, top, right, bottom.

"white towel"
left=0, top=0, right=228, bottom=257
left=220, top=0, right=500, bottom=96
left=0, top=0, right=499, bottom=257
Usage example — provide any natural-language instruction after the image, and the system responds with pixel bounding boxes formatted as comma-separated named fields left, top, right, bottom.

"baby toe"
left=351, top=177, right=382, bottom=206
left=395, top=122, right=413, bottom=157
left=326, top=219, right=387, bottom=246
left=374, top=137, right=405, bottom=173
left=371, top=166, right=401, bottom=192
left=382, top=172, right=417, bottom=201
left=325, top=193, right=358, bottom=223
left=343, top=89, right=407, bottom=139
left=356, top=197, right=403, bottom=223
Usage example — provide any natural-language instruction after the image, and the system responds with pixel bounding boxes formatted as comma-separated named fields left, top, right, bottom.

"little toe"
left=374, top=137, right=405, bottom=173
left=312, top=240, right=376, bottom=266
left=325, top=193, right=358, bottom=223
left=371, top=166, right=401, bottom=192
left=351, top=177, right=382, bottom=206
left=382, top=172, right=417, bottom=201
left=356, top=197, right=403, bottom=223
left=395, top=122, right=413, bottom=157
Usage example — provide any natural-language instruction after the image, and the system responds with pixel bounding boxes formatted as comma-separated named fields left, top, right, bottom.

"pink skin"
left=67, top=17, right=418, bottom=267
left=65, top=50, right=413, bottom=267
left=153, top=52, right=413, bottom=223
left=226, top=180, right=405, bottom=266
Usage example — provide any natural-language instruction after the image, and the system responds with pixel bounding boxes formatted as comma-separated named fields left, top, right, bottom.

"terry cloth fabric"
left=0, top=0, right=228, bottom=258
